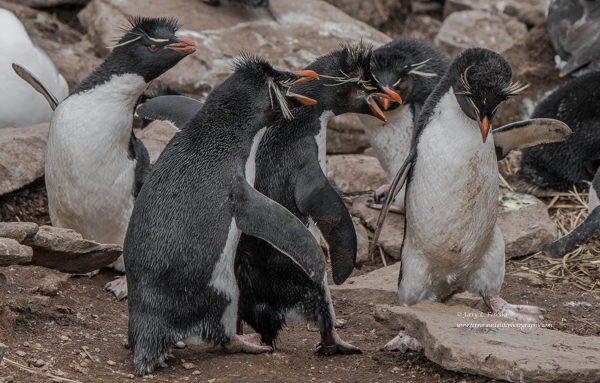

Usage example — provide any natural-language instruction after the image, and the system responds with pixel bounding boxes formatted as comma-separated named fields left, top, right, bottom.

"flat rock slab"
left=79, top=0, right=391, bottom=97
left=0, top=123, right=49, bottom=196
left=0, top=222, right=38, bottom=243
left=374, top=300, right=600, bottom=383
left=327, top=114, right=370, bottom=155
left=497, top=193, right=557, bottom=260
left=0, top=238, right=33, bottom=267
left=326, top=155, right=387, bottom=194
left=348, top=195, right=404, bottom=259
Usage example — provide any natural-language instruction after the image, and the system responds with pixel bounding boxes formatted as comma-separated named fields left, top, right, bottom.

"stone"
left=32, top=272, right=70, bottom=296
left=434, top=10, right=528, bottom=58
left=0, top=222, right=39, bottom=243
left=0, top=123, right=49, bottom=196
left=443, top=0, right=546, bottom=25
left=21, top=226, right=122, bottom=274
left=497, top=193, right=557, bottom=260
left=327, top=114, right=371, bottom=155
left=5, top=0, right=88, bottom=7
left=348, top=195, right=404, bottom=259
left=330, top=263, right=399, bottom=304
left=137, top=121, right=178, bottom=164
left=511, top=272, right=545, bottom=287
left=322, top=0, right=410, bottom=29
left=353, top=217, right=370, bottom=267
left=0, top=238, right=34, bottom=266
left=0, top=274, right=15, bottom=330
left=326, top=155, right=387, bottom=194
left=78, top=0, right=391, bottom=97
left=373, top=300, right=600, bottom=383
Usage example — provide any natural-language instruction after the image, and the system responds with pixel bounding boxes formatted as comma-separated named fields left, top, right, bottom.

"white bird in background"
left=0, top=8, right=68, bottom=129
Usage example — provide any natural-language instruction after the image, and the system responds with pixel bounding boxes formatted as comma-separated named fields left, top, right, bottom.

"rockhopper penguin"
left=369, top=48, right=571, bottom=352
left=124, top=55, right=323, bottom=375
left=0, top=8, right=68, bottom=128
left=234, top=43, right=402, bottom=354
left=39, top=17, right=195, bottom=300
left=358, top=37, right=450, bottom=213
left=516, top=70, right=600, bottom=197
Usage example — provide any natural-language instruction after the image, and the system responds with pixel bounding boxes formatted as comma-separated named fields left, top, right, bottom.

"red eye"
left=357, top=90, right=365, bottom=95
left=397, top=82, right=403, bottom=87
left=150, top=45, right=157, bottom=52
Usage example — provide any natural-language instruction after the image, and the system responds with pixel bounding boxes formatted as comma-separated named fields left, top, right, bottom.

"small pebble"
left=32, top=359, right=46, bottom=367
left=192, top=371, right=201, bottom=375
left=106, top=360, right=116, bottom=366
left=182, top=362, right=195, bottom=370
left=60, top=336, right=69, bottom=341
left=127, top=374, right=135, bottom=379
left=16, top=351, right=26, bottom=357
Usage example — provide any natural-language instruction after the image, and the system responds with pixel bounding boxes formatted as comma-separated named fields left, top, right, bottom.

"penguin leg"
left=104, top=275, right=128, bottom=301
left=381, top=330, right=422, bottom=352
left=316, top=328, right=361, bottom=355
left=369, top=184, right=405, bottom=214
left=483, top=295, right=546, bottom=324
left=221, top=333, right=271, bottom=354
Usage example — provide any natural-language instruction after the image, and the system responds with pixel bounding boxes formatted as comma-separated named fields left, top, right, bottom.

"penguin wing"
left=128, top=132, right=151, bottom=198
left=368, top=152, right=414, bottom=259
left=493, top=118, right=572, bottom=160
left=12, top=63, right=59, bottom=110
left=136, top=95, right=204, bottom=129
left=234, top=180, right=326, bottom=284
left=543, top=206, right=600, bottom=258
left=294, top=160, right=357, bottom=285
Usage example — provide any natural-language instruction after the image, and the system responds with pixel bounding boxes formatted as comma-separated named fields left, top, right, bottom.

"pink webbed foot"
left=104, top=275, right=128, bottom=301
left=315, top=328, right=362, bottom=355
left=222, top=333, right=272, bottom=354
left=368, top=184, right=405, bottom=214
left=381, top=330, right=422, bottom=352
left=484, top=295, right=546, bottom=324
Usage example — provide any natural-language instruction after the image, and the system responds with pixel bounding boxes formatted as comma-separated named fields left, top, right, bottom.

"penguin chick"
left=0, top=8, right=68, bottom=128
left=516, top=70, right=600, bottom=196
left=203, top=0, right=278, bottom=21
left=370, top=48, right=570, bottom=352
left=125, top=55, right=324, bottom=375
left=358, top=38, right=450, bottom=214
left=234, top=42, right=402, bottom=355
left=43, top=17, right=196, bottom=299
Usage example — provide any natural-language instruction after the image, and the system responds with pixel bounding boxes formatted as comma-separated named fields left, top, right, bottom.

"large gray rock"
left=443, top=0, right=546, bottom=27
left=79, top=0, right=391, bottom=97
left=326, top=155, right=387, bottom=194
left=327, top=114, right=371, bottom=155
left=374, top=300, right=600, bottom=383
left=348, top=195, right=404, bottom=259
left=137, top=121, right=178, bottom=164
left=323, top=0, right=410, bottom=28
left=0, top=123, right=49, bottom=196
left=0, top=238, right=33, bottom=267
left=435, top=10, right=528, bottom=58
left=497, top=193, right=557, bottom=260
left=5, top=0, right=88, bottom=7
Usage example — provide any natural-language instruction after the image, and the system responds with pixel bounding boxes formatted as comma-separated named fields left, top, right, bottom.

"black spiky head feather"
left=370, top=37, right=451, bottom=109
left=116, top=16, right=181, bottom=47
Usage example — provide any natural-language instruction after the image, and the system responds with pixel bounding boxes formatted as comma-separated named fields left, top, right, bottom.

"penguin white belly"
left=401, top=90, right=499, bottom=303
left=45, top=74, right=147, bottom=246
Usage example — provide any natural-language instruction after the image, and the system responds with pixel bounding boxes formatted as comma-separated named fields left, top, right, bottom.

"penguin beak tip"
left=292, top=70, right=319, bottom=85
left=168, top=38, right=197, bottom=55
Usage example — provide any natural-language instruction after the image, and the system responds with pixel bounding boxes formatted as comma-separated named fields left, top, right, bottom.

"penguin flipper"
left=493, top=118, right=572, bottom=160
left=294, top=160, right=357, bottom=285
left=543, top=206, right=600, bottom=258
left=368, top=154, right=413, bottom=259
left=12, top=63, right=59, bottom=110
left=136, top=95, right=203, bottom=129
left=234, top=181, right=326, bottom=284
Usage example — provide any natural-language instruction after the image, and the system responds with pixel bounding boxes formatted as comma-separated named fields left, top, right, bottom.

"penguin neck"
left=245, top=126, right=267, bottom=186
left=317, top=110, right=335, bottom=173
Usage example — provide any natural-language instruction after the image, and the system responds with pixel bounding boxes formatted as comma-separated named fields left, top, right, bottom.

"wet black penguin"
left=203, top=0, right=278, bottom=21
left=358, top=38, right=450, bottom=213
left=370, top=48, right=570, bottom=352
left=124, top=56, right=324, bottom=375
left=234, top=43, right=402, bottom=354
left=14, top=17, right=196, bottom=300
left=516, top=70, right=600, bottom=196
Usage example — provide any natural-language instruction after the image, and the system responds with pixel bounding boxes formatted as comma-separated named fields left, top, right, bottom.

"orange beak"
left=478, top=116, right=491, bottom=143
left=382, top=98, right=390, bottom=111
left=292, top=70, right=319, bottom=85
left=286, top=90, right=317, bottom=105
left=367, top=96, right=387, bottom=122
left=374, top=86, right=402, bottom=111
left=168, top=38, right=197, bottom=55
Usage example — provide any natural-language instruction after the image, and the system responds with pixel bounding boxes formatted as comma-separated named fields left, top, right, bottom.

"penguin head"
left=229, top=53, right=319, bottom=125
left=290, top=42, right=402, bottom=121
left=107, top=17, right=196, bottom=82
left=370, top=37, right=450, bottom=111
left=451, top=48, right=528, bottom=142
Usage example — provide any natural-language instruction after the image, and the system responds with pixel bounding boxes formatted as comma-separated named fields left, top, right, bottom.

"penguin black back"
left=517, top=71, right=600, bottom=195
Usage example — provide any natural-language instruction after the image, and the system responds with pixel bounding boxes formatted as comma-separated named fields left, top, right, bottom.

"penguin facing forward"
left=0, top=8, right=68, bottom=128
left=358, top=38, right=450, bottom=213
left=516, top=70, right=600, bottom=197
left=370, top=47, right=571, bottom=352
left=41, top=17, right=196, bottom=299
left=125, top=56, right=324, bottom=375
left=203, top=0, right=278, bottom=21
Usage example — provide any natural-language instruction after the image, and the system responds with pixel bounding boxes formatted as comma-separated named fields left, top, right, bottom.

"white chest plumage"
left=358, top=105, right=414, bottom=183
left=405, top=90, right=499, bottom=272
left=45, top=74, right=147, bottom=246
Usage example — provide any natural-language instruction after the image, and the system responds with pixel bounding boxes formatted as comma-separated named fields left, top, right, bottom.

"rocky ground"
left=1, top=0, right=600, bottom=382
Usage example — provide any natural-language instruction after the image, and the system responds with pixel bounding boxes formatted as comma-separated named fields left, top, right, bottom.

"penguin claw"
left=222, top=333, right=271, bottom=354
left=315, top=329, right=362, bottom=355
left=381, top=331, right=422, bottom=353
left=104, top=276, right=128, bottom=301
left=368, top=184, right=405, bottom=214
left=484, top=295, right=546, bottom=324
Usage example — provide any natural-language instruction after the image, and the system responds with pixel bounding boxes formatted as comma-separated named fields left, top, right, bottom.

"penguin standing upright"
left=124, top=56, right=324, bottom=375
left=0, top=8, right=68, bottom=128
left=516, top=70, right=600, bottom=197
left=42, top=17, right=196, bottom=299
left=357, top=38, right=450, bottom=213
left=234, top=43, right=402, bottom=353
left=370, top=48, right=571, bottom=352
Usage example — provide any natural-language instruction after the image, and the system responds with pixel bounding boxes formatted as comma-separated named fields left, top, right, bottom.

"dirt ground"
left=1, top=3, right=599, bottom=383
